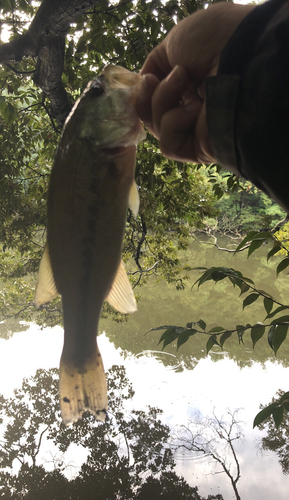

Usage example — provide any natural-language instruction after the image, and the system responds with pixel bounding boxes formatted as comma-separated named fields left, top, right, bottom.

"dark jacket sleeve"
left=206, top=0, right=289, bottom=212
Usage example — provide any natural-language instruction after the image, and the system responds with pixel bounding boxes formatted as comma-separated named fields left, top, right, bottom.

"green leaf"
left=193, top=268, right=215, bottom=287
left=157, top=327, right=178, bottom=349
left=251, top=325, right=265, bottom=348
left=177, top=329, right=197, bottom=350
left=234, top=231, right=258, bottom=253
left=248, top=239, right=265, bottom=257
left=279, top=391, right=289, bottom=404
left=239, top=282, right=250, bottom=295
left=277, top=258, right=289, bottom=276
left=268, top=325, right=275, bottom=351
left=271, top=324, right=288, bottom=354
left=273, top=406, right=284, bottom=429
left=235, top=231, right=273, bottom=254
left=206, top=334, right=220, bottom=354
left=250, top=231, right=273, bottom=240
left=147, top=325, right=176, bottom=335
left=208, top=326, right=225, bottom=333
left=243, top=293, right=259, bottom=309
left=270, top=315, right=289, bottom=325
left=242, top=275, right=255, bottom=286
left=266, top=305, right=289, bottom=319
left=253, top=402, right=279, bottom=428
left=263, top=296, right=273, bottom=315
left=267, top=243, right=282, bottom=261
left=220, top=331, right=233, bottom=348
left=197, top=319, right=206, bottom=331
left=211, top=271, right=227, bottom=282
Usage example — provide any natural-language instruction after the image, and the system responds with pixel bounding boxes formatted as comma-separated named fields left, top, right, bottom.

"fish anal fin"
left=106, top=260, right=137, bottom=314
left=60, top=346, right=108, bottom=426
left=128, top=180, right=139, bottom=218
left=35, top=244, right=59, bottom=306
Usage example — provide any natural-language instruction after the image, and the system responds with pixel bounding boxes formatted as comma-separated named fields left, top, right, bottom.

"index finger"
left=141, top=41, right=172, bottom=80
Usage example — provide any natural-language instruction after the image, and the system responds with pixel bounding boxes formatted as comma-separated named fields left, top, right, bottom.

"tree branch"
left=0, top=0, right=102, bottom=127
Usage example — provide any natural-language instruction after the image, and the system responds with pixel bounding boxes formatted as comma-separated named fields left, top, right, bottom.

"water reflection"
left=171, top=409, right=243, bottom=500
left=1, top=235, right=289, bottom=498
left=0, top=365, right=224, bottom=500
left=101, top=235, right=289, bottom=369
left=135, top=350, right=182, bottom=371
left=259, top=389, right=289, bottom=476
left=0, top=326, right=289, bottom=498
left=0, top=319, right=29, bottom=340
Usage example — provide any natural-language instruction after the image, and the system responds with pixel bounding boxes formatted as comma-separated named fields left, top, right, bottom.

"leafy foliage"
left=274, top=221, right=289, bottom=255
left=0, top=0, right=217, bottom=331
left=209, top=176, right=286, bottom=233
left=253, top=391, right=289, bottom=430
left=257, top=390, right=289, bottom=474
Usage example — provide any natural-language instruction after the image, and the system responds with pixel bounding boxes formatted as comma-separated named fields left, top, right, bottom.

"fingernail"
left=140, top=74, right=149, bottom=92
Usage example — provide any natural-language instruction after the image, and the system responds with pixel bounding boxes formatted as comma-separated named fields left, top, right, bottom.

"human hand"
left=136, top=2, right=255, bottom=164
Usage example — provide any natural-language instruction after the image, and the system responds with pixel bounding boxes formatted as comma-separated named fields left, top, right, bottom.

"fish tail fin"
left=59, top=344, right=107, bottom=426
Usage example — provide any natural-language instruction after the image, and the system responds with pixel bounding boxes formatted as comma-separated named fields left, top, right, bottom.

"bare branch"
left=171, top=410, right=243, bottom=500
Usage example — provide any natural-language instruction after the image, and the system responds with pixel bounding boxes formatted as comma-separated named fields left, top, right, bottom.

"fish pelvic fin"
left=128, top=180, right=139, bottom=218
left=60, top=346, right=107, bottom=426
left=35, top=243, right=59, bottom=306
left=106, top=259, right=137, bottom=314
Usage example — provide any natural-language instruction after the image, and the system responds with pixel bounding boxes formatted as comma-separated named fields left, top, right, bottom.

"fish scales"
left=35, top=66, right=146, bottom=425
left=48, top=142, right=134, bottom=338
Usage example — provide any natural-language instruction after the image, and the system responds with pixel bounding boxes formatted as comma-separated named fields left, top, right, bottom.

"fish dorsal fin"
left=128, top=180, right=139, bottom=218
left=35, top=243, right=59, bottom=306
left=106, top=260, right=137, bottom=314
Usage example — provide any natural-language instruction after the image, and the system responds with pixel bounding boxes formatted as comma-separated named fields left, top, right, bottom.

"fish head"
left=68, top=66, right=146, bottom=150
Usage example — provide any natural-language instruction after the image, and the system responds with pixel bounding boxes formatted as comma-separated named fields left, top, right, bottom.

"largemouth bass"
left=35, top=65, right=145, bottom=425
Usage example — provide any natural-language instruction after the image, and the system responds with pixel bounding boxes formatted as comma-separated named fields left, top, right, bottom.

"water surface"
left=1, top=235, right=289, bottom=499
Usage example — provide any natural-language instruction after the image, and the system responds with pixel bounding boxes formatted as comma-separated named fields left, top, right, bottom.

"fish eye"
left=89, top=85, right=105, bottom=98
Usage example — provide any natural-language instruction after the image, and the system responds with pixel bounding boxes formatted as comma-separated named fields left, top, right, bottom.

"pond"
left=1, top=234, right=289, bottom=499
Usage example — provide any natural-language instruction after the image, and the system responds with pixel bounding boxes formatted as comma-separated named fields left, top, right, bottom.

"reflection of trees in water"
left=0, top=318, right=29, bottom=340
left=0, top=366, right=223, bottom=499
left=259, top=389, right=289, bottom=475
left=170, top=409, right=244, bottom=500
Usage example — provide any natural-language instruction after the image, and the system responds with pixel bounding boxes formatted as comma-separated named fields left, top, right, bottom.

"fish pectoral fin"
left=35, top=243, right=59, bottom=306
left=60, top=346, right=107, bottom=426
left=106, top=259, right=137, bottom=314
left=128, top=180, right=139, bottom=218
